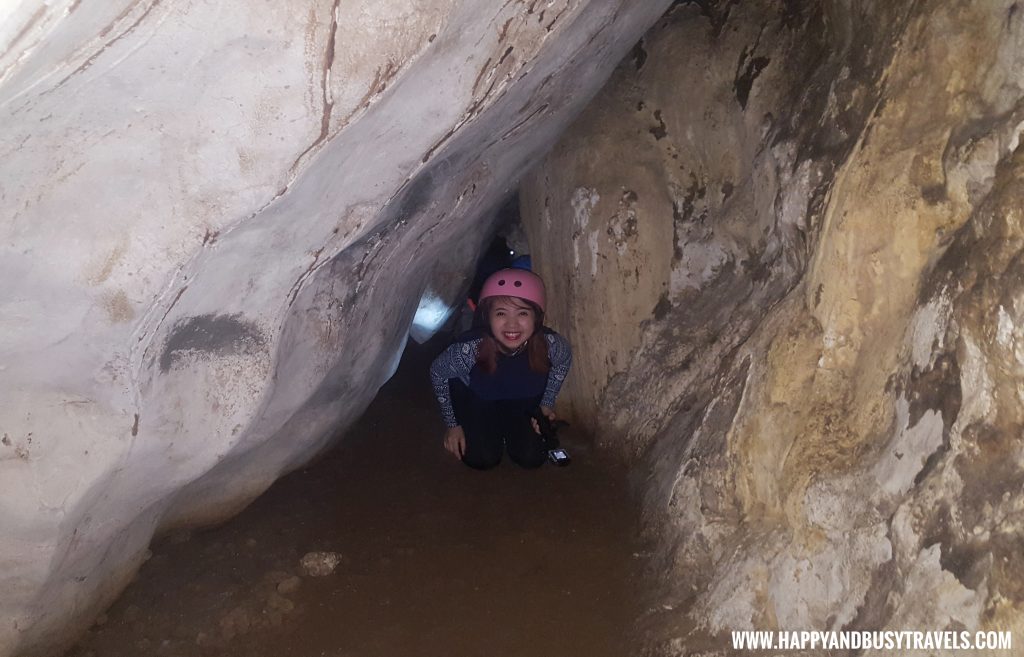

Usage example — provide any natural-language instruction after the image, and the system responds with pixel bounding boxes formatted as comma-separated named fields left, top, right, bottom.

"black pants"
left=449, top=379, right=547, bottom=470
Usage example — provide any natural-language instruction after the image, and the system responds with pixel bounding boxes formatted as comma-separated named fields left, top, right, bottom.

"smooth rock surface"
left=521, top=0, right=1024, bottom=651
left=0, top=1, right=672, bottom=654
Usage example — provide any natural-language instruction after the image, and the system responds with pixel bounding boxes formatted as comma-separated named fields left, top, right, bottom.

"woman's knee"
left=460, top=428, right=504, bottom=470
left=462, top=451, right=502, bottom=470
left=507, top=437, right=547, bottom=469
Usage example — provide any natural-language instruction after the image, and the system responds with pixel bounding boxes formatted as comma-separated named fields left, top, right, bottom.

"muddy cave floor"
left=68, top=339, right=655, bottom=657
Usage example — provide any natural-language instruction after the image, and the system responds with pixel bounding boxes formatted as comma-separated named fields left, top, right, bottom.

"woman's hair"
left=475, top=295, right=550, bottom=375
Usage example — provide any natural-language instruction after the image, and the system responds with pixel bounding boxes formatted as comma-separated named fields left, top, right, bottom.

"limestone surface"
left=0, top=1, right=672, bottom=654
left=521, top=0, right=1024, bottom=652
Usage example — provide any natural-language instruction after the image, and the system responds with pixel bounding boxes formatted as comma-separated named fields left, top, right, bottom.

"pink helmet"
left=479, top=268, right=546, bottom=312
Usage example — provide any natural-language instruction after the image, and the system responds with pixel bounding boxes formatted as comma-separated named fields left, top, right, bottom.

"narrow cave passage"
left=13, top=2, right=1024, bottom=655
left=67, top=337, right=648, bottom=657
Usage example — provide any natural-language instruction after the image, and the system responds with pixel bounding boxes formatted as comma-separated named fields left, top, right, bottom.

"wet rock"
left=266, top=592, right=295, bottom=614
left=218, top=606, right=251, bottom=640
left=299, top=551, right=343, bottom=577
left=276, top=576, right=302, bottom=595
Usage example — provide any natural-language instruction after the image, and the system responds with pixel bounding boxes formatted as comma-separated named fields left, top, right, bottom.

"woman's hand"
left=444, top=425, right=466, bottom=459
left=530, top=406, right=557, bottom=434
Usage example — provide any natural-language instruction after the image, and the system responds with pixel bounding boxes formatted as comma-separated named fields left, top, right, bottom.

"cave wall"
left=520, top=0, right=1024, bottom=650
left=0, top=1, right=675, bottom=655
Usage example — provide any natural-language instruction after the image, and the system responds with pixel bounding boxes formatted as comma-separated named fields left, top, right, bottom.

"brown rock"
left=276, top=575, right=302, bottom=595
left=266, top=592, right=295, bottom=614
left=299, top=551, right=343, bottom=577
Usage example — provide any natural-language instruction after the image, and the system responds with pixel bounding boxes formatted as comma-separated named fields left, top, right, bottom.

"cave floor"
left=67, top=338, right=648, bottom=657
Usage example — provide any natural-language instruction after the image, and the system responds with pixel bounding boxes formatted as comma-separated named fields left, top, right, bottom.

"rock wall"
left=0, top=1, right=673, bottom=654
left=520, top=0, right=1024, bottom=651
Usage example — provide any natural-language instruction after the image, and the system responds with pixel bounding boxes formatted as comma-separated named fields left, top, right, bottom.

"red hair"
left=475, top=296, right=550, bottom=375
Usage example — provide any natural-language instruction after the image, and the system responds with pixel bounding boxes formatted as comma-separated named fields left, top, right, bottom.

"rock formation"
left=0, top=1, right=672, bottom=654
left=521, top=0, right=1024, bottom=651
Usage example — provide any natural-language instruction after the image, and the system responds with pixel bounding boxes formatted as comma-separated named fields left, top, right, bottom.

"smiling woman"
left=429, top=269, right=572, bottom=469
left=486, top=296, right=538, bottom=353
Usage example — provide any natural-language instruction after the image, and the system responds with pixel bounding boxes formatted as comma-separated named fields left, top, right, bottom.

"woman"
left=429, top=269, right=572, bottom=469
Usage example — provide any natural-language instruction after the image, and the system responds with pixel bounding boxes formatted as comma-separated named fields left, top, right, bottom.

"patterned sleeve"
left=429, top=339, right=479, bottom=428
left=541, top=332, right=573, bottom=409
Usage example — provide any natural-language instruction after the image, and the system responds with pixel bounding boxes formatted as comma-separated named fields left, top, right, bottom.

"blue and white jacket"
left=429, top=328, right=572, bottom=428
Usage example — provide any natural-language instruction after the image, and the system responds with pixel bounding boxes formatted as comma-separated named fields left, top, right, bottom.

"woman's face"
left=487, top=297, right=536, bottom=352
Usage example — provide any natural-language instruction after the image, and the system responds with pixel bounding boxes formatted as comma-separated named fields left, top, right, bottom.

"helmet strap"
left=507, top=339, right=528, bottom=357
left=492, top=333, right=528, bottom=357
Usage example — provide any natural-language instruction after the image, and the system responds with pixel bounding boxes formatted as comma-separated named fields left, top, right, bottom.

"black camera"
left=529, top=409, right=571, bottom=467
left=547, top=447, right=571, bottom=466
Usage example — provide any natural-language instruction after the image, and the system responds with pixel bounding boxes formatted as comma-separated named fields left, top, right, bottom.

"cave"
left=3, top=0, right=1024, bottom=655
